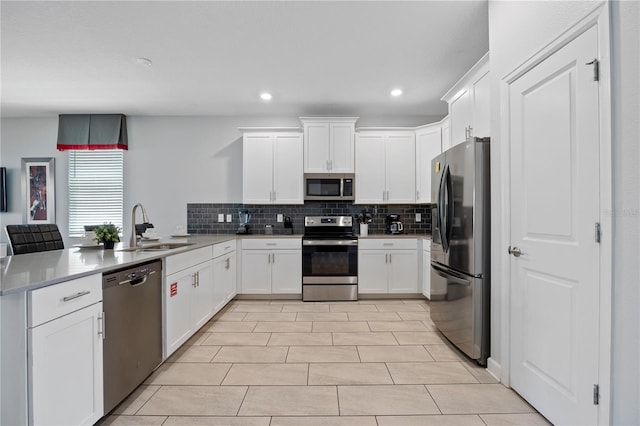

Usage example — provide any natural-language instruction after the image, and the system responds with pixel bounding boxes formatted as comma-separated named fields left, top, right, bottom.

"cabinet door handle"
left=272, top=253, right=275, bottom=264
left=389, top=254, right=392, bottom=264
left=225, top=258, right=230, bottom=270
left=62, top=290, right=91, bottom=302
left=385, top=253, right=388, bottom=263
left=267, top=253, right=271, bottom=264
left=416, top=190, right=420, bottom=200
left=98, top=312, right=106, bottom=340
left=468, top=126, right=473, bottom=137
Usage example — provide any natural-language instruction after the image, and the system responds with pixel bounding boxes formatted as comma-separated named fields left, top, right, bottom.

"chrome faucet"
left=130, top=203, right=150, bottom=247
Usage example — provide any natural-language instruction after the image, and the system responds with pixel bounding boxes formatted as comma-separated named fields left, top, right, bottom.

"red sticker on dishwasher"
left=170, top=282, right=177, bottom=297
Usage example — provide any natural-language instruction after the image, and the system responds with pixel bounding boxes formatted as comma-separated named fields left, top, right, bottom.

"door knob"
left=508, top=246, right=523, bottom=257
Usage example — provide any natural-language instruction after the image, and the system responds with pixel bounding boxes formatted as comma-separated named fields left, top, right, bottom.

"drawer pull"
left=224, top=246, right=231, bottom=250
left=62, top=290, right=91, bottom=302
left=383, top=243, right=394, bottom=246
left=266, top=243, right=277, bottom=246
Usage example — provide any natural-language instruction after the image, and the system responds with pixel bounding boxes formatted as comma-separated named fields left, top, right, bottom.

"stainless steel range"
left=302, top=216, right=358, bottom=301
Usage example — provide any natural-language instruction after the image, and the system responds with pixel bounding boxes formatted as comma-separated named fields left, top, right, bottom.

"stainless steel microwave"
left=304, top=173, right=355, bottom=201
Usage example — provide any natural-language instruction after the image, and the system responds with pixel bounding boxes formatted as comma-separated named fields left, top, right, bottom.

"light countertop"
left=358, top=233, right=431, bottom=240
left=0, top=235, right=235, bottom=295
left=237, top=233, right=303, bottom=238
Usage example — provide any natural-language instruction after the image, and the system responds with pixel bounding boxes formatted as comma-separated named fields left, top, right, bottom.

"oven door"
left=302, top=239, right=358, bottom=283
left=302, top=239, right=358, bottom=301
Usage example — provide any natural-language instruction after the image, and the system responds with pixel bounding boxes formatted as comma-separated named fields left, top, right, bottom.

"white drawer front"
left=29, top=274, right=102, bottom=327
left=358, top=238, right=418, bottom=250
left=213, top=240, right=236, bottom=258
left=166, top=246, right=214, bottom=275
left=241, top=238, right=301, bottom=250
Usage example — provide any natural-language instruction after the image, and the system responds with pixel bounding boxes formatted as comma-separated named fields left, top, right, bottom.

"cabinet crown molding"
left=356, top=127, right=416, bottom=133
left=238, top=127, right=301, bottom=132
left=300, top=117, right=359, bottom=124
left=441, top=52, right=490, bottom=103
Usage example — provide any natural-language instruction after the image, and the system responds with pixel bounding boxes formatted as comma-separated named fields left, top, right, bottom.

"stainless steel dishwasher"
left=102, top=260, right=163, bottom=414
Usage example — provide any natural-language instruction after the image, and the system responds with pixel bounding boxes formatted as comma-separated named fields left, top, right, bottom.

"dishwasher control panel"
left=102, top=260, right=161, bottom=289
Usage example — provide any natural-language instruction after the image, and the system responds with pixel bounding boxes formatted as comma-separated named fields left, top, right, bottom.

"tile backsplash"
left=187, top=202, right=432, bottom=235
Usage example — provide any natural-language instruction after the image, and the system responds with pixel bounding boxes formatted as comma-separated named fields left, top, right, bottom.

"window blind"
left=68, top=150, right=124, bottom=237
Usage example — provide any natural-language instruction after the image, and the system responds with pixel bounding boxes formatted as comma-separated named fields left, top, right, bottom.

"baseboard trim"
left=486, top=357, right=502, bottom=383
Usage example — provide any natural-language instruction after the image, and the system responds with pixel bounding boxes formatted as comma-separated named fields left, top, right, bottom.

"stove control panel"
left=305, top=216, right=352, bottom=227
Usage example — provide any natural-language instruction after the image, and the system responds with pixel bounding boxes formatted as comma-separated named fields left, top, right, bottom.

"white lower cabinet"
left=358, top=239, right=418, bottom=294
left=164, top=247, right=214, bottom=358
left=240, top=238, right=302, bottom=294
left=422, top=239, right=432, bottom=299
left=213, top=242, right=237, bottom=313
left=28, top=274, right=104, bottom=426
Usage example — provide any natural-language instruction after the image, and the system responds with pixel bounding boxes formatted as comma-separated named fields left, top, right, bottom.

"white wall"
left=609, top=1, right=639, bottom=423
left=488, top=0, right=639, bottom=423
left=1, top=114, right=442, bottom=245
left=0, top=117, right=63, bottom=239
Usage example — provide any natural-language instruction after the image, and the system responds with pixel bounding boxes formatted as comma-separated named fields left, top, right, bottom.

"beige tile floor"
left=101, top=299, right=551, bottom=426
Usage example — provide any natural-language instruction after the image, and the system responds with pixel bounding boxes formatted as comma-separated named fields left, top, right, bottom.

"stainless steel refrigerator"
left=430, top=137, right=490, bottom=365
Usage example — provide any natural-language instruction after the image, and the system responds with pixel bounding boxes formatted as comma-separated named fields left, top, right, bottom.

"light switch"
left=218, top=214, right=225, bottom=223
left=415, top=213, right=421, bottom=222
left=226, top=214, right=232, bottom=222
left=277, top=214, right=283, bottom=223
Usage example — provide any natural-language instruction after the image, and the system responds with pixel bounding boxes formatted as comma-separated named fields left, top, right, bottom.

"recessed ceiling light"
left=391, top=88, right=403, bottom=97
left=260, top=92, right=273, bottom=101
left=136, top=57, right=153, bottom=67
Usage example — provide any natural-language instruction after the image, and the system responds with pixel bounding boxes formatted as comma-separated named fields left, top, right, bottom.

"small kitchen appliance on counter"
left=302, top=216, right=358, bottom=301
left=237, top=210, right=252, bottom=234
left=386, top=214, right=404, bottom=234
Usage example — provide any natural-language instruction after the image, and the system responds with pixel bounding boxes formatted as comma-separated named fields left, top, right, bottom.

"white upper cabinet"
left=441, top=53, right=490, bottom=147
left=242, top=129, right=303, bottom=204
left=355, top=129, right=415, bottom=204
left=301, top=117, right=358, bottom=173
left=415, top=121, right=444, bottom=203
left=440, top=116, right=451, bottom=152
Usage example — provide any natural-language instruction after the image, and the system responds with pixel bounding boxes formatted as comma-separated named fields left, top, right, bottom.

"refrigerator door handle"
left=440, top=165, right=451, bottom=252
left=431, top=262, right=471, bottom=286
left=438, top=166, right=447, bottom=251
left=444, top=165, right=454, bottom=248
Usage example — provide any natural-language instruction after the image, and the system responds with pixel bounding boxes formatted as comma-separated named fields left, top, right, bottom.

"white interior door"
left=509, top=26, right=600, bottom=425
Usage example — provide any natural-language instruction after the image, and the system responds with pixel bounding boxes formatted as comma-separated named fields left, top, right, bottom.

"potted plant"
left=93, top=223, right=120, bottom=249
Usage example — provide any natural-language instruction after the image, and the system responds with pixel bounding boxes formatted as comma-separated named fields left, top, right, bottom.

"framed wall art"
left=21, top=157, right=55, bottom=224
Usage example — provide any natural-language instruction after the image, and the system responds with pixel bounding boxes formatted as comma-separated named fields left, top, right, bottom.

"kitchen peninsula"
left=0, top=235, right=235, bottom=425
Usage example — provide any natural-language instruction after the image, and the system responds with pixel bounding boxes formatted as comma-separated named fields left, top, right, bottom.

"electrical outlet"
left=277, top=214, right=283, bottom=223
left=415, top=213, right=422, bottom=222
left=218, top=214, right=225, bottom=223
left=226, top=214, right=232, bottom=222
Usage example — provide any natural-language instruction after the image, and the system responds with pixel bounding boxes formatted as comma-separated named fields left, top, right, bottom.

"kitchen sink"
left=119, top=243, right=194, bottom=252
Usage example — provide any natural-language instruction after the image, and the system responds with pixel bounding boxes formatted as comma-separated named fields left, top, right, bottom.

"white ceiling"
left=1, top=1, right=489, bottom=119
